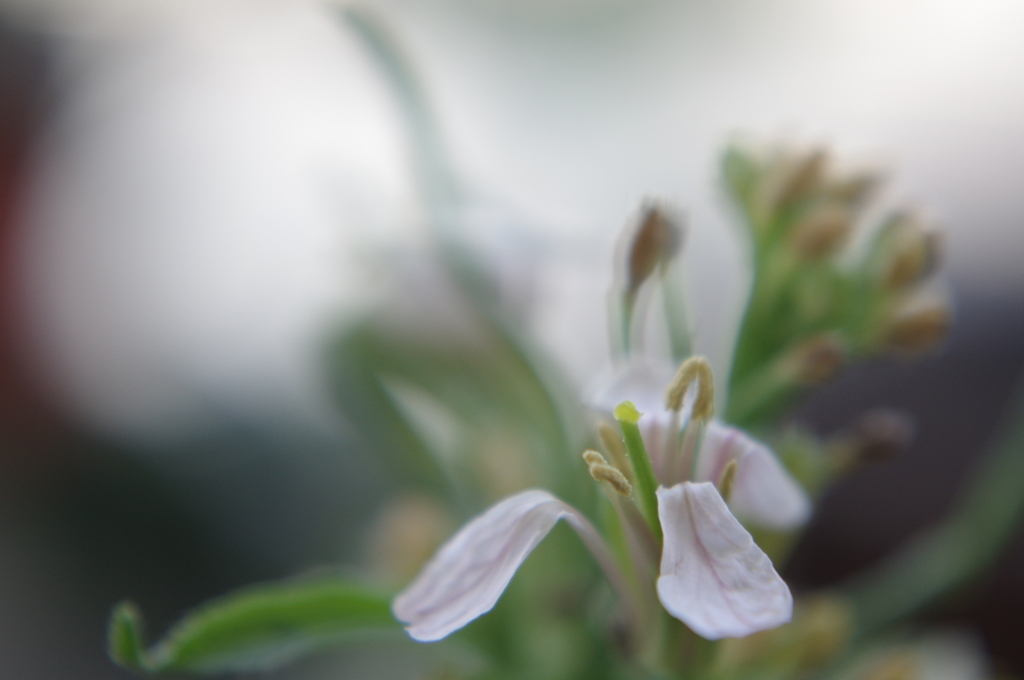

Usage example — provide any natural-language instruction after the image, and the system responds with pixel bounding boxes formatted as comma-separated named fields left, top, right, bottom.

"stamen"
left=598, top=422, right=633, bottom=482
left=717, top=460, right=738, bottom=503
left=583, top=450, right=633, bottom=497
left=665, top=356, right=715, bottom=420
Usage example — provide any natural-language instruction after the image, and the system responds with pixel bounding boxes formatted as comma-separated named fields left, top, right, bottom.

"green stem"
left=725, top=355, right=794, bottom=428
left=661, top=263, right=692, bottom=362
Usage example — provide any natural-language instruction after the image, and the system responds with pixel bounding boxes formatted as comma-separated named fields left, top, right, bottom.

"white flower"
left=392, top=485, right=792, bottom=643
left=591, top=359, right=811, bottom=530
left=393, top=355, right=806, bottom=644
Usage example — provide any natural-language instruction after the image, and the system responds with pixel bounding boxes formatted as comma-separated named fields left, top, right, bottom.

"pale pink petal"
left=695, top=421, right=811, bottom=530
left=730, top=443, right=811, bottom=529
left=656, top=482, right=793, bottom=639
left=693, top=421, right=746, bottom=483
left=392, top=489, right=617, bottom=642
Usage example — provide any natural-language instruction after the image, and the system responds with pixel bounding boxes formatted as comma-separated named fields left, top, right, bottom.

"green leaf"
left=108, top=576, right=400, bottom=674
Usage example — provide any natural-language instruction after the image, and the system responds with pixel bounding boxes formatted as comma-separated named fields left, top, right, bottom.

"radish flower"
left=393, top=356, right=801, bottom=644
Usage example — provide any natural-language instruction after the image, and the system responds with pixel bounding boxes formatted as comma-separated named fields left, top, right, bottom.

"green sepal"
left=107, top=576, right=399, bottom=674
left=109, top=601, right=152, bottom=672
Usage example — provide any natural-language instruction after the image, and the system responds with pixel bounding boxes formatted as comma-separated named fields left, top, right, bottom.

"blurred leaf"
left=108, top=576, right=398, bottom=673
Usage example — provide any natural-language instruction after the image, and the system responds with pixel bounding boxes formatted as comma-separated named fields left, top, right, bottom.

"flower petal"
left=656, top=482, right=793, bottom=639
left=391, top=489, right=576, bottom=642
left=695, top=421, right=811, bottom=530
left=588, top=358, right=675, bottom=417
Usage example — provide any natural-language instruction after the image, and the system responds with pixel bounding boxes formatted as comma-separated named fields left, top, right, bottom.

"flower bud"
left=886, top=304, right=950, bottom=353
left=852, top=409, right=914, bottom=463
left=886, top=223, right=941, bottom=290
left=773, top=148, right=828, bottom=210
left=828, top=409, right=916, bottom=475
left=788, top=334, right=846, bottom=384
left=625, top=203, right=683, bottom=296
left=825, top=173, right=879, bottom=208
left=788, top=204, right=851, bottom=259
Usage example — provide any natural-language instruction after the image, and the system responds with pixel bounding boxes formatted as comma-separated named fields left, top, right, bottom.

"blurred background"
left=0, top=0, right=1022, bottom=678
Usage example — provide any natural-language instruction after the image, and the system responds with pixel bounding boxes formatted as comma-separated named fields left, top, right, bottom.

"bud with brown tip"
left=773, top=148, right=829, bottom=211
left=788, top=333, right=847, bottom=384
left=852, top=409, right=915, bottom=463
left=625, top=203, right=684, bottom=297
left=788, top=204, right=852, bottom=259
left=886, top=304, right=950, bottom=353
left=825, top=173, right=879, bottom=208
left=875, top=214, right=942, bottom=290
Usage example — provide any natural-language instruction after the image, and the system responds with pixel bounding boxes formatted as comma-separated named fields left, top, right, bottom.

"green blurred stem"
left=725, top=354, right=796, bottom=427
left=616, top=410, right=663, bottom=543
left=661, top=264, right=692, bottom=362
left=845, top=376, right=1024, bottom=633
left=621, top=292, right=636, bottom=356
left=342, top=6, right=459, bottom=230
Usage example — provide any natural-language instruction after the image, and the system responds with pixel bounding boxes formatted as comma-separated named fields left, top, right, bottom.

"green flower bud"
left=885, top=303, right=950, bottom=353
left=788, top=204, right=851, bottom=259
left=788, top=333, right=847, bottom=384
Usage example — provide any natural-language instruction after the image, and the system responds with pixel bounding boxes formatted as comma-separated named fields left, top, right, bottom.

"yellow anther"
left=583, top=450, right=633, bottom=497
left=597, top=421, right=633, bottom=482
left=717, top=460, right=738, bottom=503
left=665, top=356, right=715, bottom=419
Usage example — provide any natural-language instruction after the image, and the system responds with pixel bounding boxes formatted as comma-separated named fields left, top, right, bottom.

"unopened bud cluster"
left=723, top=143, right=951, bottom=425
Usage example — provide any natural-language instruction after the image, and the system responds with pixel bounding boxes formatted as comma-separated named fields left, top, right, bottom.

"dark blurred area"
left=1, top=8, right=1023, bottom=680
left=0, top=20, right=390, bottom=679
left=790, top=290, right=1024, bottom=676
